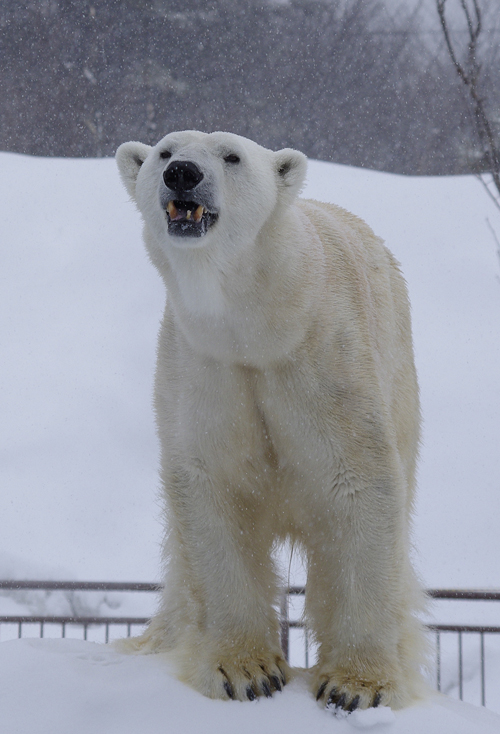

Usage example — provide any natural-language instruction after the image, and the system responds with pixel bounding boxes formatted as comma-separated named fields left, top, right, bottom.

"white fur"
left=115, top=130, right=428, bottom=709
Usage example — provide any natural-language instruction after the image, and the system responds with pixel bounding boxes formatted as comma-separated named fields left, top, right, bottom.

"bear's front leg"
left=159, top=462, right=290, bottom=701
left=304, top=468, right=425, bottom=712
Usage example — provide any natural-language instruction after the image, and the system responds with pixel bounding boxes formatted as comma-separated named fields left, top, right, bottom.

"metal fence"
left=2, top=581, right=500, bottom=708
left=425, top=590, right=500, bottom=708
left=0, top=580, right=157, bottom=643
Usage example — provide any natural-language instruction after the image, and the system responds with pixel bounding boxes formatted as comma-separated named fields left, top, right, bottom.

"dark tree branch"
left=437, top=0, right=500, bottom=197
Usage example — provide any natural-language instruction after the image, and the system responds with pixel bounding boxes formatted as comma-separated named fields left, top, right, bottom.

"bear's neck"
left=154, top=206, right=323, bottom=367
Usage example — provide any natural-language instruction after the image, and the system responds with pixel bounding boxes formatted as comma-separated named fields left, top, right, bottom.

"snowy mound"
left=2, top=639, right=500, bottom=734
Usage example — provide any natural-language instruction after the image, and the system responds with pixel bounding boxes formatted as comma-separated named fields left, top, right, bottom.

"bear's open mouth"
left=166, top=200, right=218, bottom=238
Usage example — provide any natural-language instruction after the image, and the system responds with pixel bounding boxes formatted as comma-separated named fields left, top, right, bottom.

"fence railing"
left=2, top=581, right=499, bottom=708
left=0, top=580, right=158, bottom=643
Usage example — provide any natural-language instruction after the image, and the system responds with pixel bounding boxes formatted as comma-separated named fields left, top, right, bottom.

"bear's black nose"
left=163, top=161, right=204, bottom=191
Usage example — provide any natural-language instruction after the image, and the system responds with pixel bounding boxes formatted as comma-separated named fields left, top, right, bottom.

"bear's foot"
left=218, top=654, right=288, bottom=701
left=314, top=668, right=401, bottom=712
left=182, top=649, right=290, bottom=701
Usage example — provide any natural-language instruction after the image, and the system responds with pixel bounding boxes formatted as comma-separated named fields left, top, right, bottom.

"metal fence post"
left=480, top=631, right=486, bottom=707
left=436, top=630, right=441, bottom=692
left=280, top=589, right=289, bottom=661
left=458, top=631, right=463, bottom=701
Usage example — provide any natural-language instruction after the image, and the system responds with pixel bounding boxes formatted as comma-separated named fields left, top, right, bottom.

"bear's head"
left=116, top=131, right=307, bottom=252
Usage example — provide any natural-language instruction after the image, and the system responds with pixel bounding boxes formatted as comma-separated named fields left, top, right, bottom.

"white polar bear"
left=115, top=130, right=427, bottom=711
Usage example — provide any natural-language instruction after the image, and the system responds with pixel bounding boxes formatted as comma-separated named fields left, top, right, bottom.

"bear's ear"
left=274, top=148, right=308, bottom=203
left=115, top=141, right=152, bottom=199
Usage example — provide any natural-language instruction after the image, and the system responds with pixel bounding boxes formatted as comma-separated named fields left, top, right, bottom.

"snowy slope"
left=1, top=151, right=499, bottom=590
left=2, top=638, right=500, bottom=734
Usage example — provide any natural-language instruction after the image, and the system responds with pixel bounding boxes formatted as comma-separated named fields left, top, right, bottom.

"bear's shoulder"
left=297, top=198, right=378, bottom=244
left=296, top=198, right=399, bottom=276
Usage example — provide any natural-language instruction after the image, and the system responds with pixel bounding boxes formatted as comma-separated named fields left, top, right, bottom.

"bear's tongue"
left=167, top=201, right=205, bottom=223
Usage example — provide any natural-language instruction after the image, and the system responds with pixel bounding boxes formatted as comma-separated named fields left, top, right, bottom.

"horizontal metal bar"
left=428, top=624, right=500, bottom=634
left=0, top=581, right=161, bottom=592
left=283, top=621, right=500, bottom=634
left=1, top=582, right=500, bottom=600
left=427, top=590, right=500, bottom=601
left=2, top=618, right=500, bottom=638
left=0, top=616, right=150, bottom=625
left=276, top=586, right=500, bottom=601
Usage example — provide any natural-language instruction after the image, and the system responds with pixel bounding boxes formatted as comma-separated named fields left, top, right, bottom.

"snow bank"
left=2, top=638, right=500, bottom=734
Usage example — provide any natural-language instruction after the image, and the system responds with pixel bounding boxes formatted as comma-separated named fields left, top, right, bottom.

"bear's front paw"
left=314, top=671, right=393, bottom=712
left=194, top=651, right=290, bottom=701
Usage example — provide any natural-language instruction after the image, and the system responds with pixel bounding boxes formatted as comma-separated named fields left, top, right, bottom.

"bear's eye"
left=160, top=150, right=172, bottom=160
left=224, top=154, right=240, bottom=164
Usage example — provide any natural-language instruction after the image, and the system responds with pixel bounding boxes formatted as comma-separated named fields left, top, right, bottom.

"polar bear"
left=115, top=130, right=427, bottom=711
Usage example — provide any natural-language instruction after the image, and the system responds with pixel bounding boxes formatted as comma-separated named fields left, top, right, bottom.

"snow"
left=2, top=638, right=500, bottom=734
left=0, top=149, right=499, bottom=730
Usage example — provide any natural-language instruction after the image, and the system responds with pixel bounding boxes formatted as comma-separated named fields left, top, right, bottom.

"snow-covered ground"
left=1, top=150, right=499, bottom=729
left=2, top=637, right=500, bottom=734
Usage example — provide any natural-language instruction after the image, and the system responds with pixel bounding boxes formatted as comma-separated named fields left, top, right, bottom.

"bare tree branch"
left=477, top=175, right=500, bottom=212
left=437, top=0, right=500, bottom=198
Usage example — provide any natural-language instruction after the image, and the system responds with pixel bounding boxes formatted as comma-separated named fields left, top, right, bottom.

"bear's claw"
left=316, top=680, right=328, bottom=700
left=270, top=674, right=282, bottom=692
left=347, top=695, right=360, bottom=712
left=222, top=677, right=235, bottom=700
left=262, top=680, right=272, bottom=698
left=330, top=691, right=347, bottom=710
left=277, top=664, right=287, bottom=686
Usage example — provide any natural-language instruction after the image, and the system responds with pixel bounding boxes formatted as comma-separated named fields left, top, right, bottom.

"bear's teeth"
left=167, top=201, right=178, bottom=219
left=193, top=205, right=204, bottom=222
left=186, top=210, right=192, bottom=220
